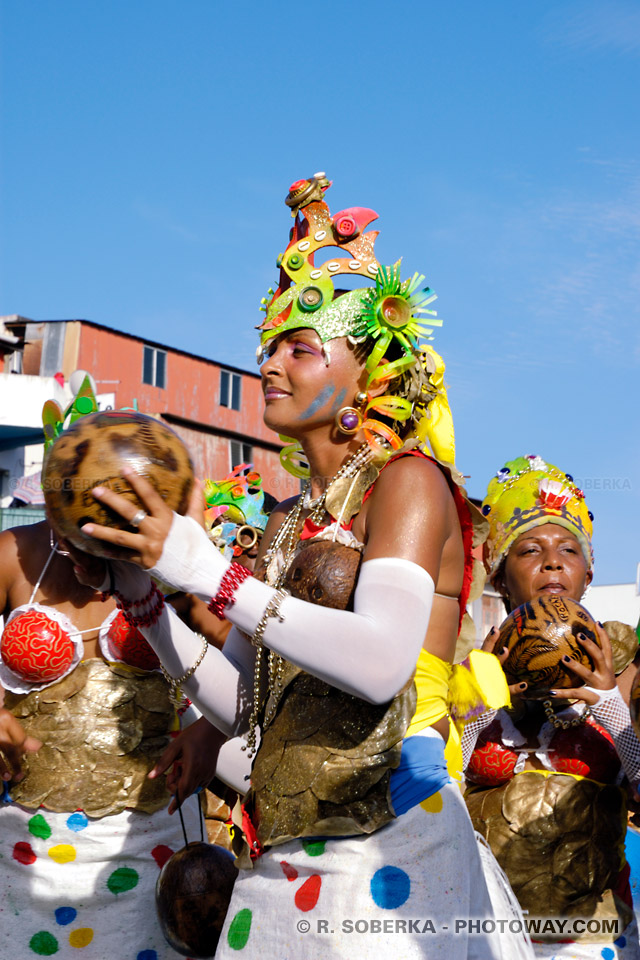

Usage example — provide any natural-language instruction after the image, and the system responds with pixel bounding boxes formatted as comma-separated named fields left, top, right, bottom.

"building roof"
left=3, top=316, right=260, bottom=381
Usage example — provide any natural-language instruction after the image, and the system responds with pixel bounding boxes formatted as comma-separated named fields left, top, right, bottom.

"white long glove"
left=585, top=684, right=640, bottom=786
left=116, top=512, right=434, bottom=707
left=102, top=561, right=256, bottom=737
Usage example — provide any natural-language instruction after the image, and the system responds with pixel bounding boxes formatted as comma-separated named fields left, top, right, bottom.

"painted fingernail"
left=549, top=691, right=557, bottom=697
left=562, top=655, right=571, bottom=662
left=490, top=626, right=497, bottom=635
left=597, top=621, right=603, bottom=627
left=519, top=683, right=527, bottom=690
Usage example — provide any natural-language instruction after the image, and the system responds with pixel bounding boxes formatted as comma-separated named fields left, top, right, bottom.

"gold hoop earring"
left=335, top=407, right=363, bottom=435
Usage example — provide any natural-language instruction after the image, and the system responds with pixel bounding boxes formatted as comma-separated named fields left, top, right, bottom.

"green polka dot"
left=29, top=931, right=59, bottom=955
left=301, top=839, right=326, bottom=856
left=106, top=866, right=139, bottom=895
left=28, top=814, right=52, bottom=840
left=227, top=908, right=252, bottom=950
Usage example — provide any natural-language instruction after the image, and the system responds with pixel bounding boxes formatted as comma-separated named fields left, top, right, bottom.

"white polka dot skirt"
left=217, top=780, right=525, bottom=959
left=0, top=797, right=200, bottom=959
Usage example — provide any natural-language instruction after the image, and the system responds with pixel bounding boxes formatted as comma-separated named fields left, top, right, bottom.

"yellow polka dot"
left=48, top=843, right=77, bottom=864
left=420, top=791, right=443, bottom=814
left=69, top=928, right=94, bottom=948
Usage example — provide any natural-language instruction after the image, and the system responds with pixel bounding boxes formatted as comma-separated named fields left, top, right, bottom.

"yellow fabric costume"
left=408, top=648, right=510, bottom=781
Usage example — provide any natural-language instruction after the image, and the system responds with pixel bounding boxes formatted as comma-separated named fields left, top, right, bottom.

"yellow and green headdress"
left=257, top=173, right=456, bottom=474
left=42, top=375, right=99, bottom=453
left=203, top=465, right=274, bottom=559
left=482, top=455, right=594, bottom=576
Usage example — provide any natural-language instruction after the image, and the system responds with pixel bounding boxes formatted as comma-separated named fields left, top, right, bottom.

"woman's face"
left=260, top=329, right=367, bottom=439
left=499, top=523, right=592, bottom=609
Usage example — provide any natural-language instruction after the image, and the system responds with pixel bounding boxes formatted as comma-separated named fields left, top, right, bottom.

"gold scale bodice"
left=6, top=659, right=173, bottom=817
left=245, top=538, right=416, bottom=849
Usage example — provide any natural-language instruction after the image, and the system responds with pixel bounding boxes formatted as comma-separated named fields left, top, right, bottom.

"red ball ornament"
left=2, top=611, right=75, bottom=683
left=106, top=610, right=160, bottom=671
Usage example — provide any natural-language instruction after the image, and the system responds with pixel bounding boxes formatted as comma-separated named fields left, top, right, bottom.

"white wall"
left=0, top=373, right=71, bottom=506
left=587, top=576, right=640, bottom=629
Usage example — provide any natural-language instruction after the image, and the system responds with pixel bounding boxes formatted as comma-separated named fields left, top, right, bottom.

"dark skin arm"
left=0, top=530, right=42, bottom=780
left=148, top=715, right=228, bottom=814
left=167, top=592, right=231, bottom=650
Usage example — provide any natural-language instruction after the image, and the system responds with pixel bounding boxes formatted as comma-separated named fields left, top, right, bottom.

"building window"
left=230, top=440, right=253, bottom=469
left=142, top=346, right=166, bottom=388
left=220, top=369, right=241, bottom=410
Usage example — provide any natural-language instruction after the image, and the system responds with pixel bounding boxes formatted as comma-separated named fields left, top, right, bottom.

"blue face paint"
left=299, top=383, right=335, bottom=421
left=329, top=387, right=347, bottom=417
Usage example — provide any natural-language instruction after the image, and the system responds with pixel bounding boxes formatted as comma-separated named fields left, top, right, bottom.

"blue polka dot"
left=55, top=906, right=77, bottom=925
left=66, top=812, right=88, bottom=832
left=370, top=866, right=410, bottom=909
left=137, top=952, right=158, bottom=960
left=600, top=949, right=615, bottom=959
left=614, top=936, right=627, bottom=948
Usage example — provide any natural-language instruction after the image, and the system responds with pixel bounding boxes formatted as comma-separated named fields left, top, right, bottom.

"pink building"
left=1, top=316, right=295, bottom=501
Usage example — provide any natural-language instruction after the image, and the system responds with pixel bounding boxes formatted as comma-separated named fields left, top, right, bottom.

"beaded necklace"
left=542, top=698, right=591, bottom=730
left=243, top=442, right=372, bottom=755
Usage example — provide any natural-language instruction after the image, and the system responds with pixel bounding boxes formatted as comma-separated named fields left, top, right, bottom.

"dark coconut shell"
left=43, top=411, right=194, bottom=557
left=499, top=596, right=600, bottom=691
left=282, top=539, right=362, bottom=610
left=156, top=841, right=238, bottom=958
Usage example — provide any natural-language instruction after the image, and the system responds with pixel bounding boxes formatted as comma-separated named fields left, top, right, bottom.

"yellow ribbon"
left=414, top=346, right=456, bottom=466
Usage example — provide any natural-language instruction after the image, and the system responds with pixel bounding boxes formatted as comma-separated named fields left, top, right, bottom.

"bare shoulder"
left=361, top=456, right=458, bottom=573
left=0, top=526, right=22, bottom=567
left=368, top=456, right=451, bottom=510
left=0, top=525, right=35, bottom=613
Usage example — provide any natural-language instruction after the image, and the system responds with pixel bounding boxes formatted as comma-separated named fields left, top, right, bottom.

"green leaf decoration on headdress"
left=42, top=375, right=98, bottom=454
left=360, top=266, right=441, bottom=378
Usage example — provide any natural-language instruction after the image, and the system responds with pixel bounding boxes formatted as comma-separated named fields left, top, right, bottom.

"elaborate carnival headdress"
left=257, top=173, right=456, bottom=477
left=204, top=465, right=274, bottom=559
left=42, top=374, right=99, bottom=453
left=482, top=455, right=594, bottom=575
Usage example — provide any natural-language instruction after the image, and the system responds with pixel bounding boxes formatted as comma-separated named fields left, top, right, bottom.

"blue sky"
left=1, top=0, right=638, bottom=584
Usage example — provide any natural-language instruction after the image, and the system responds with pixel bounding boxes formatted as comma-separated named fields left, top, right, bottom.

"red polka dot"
left=13, top=841, right=36, bottom=865
left=152, top=845, right=174, bottom=868
left=295, top=875, right=321, bottom=912
left=280, top=860, right=298, bottom=881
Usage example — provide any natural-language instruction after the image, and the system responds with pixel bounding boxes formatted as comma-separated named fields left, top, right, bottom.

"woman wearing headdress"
left=462, top=455, right=640, bottom=959
left=73, top=175, right=532, bottom=959
left=0, top=381, right=219, bottom=960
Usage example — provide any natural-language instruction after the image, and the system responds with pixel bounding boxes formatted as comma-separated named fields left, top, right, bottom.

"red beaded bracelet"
left=116, top=582, right=165, bottom=628
left=208, top=562, right=252, bottom=620
left=114, top=582, right=158, bottom=611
